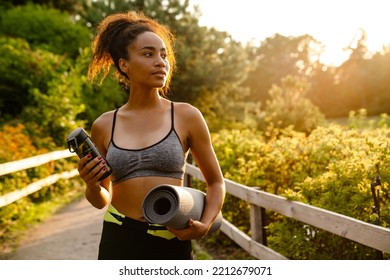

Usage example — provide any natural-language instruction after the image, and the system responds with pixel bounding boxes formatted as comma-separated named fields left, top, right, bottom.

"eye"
left=161, top=52, right=167, bottom=59
left=144, top=52, right=153, bottom=57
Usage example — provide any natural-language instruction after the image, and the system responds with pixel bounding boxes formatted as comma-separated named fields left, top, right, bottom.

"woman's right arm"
left=77, top=114, right=112, bottom=209
left=78, top=155, right=111, bottom=209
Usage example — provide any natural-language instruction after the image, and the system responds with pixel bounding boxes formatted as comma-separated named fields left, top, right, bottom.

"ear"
left=118, top=58, right=128, bottom=73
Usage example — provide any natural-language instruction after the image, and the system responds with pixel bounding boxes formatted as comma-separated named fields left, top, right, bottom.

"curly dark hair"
left=88, top=11, right=176, bottom=96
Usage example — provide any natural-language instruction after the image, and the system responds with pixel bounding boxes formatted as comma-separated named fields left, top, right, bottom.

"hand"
left=77, top=154, right=107, bottom=192
left=167, top=219, right=209, bottom=240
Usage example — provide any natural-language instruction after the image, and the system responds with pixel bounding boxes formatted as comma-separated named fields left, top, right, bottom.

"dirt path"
left=6, top=197, right=106, bottom=260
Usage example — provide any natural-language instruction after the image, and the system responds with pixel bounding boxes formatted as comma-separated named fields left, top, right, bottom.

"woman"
left=77, top=11, right=225, bottom=260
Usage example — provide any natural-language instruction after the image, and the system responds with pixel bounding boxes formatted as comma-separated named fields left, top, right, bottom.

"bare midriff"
left=110, top=176, right=183, bottom=221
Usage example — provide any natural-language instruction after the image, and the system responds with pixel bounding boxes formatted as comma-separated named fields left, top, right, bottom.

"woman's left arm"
left=169, top=105, right=225, bottom=240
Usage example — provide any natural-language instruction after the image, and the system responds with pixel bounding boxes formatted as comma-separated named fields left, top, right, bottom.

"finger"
left=84, top=158, right=106, bottom=181
left=77, top=156, right=104, bottom=183
left=77, top=153, right=92, bottom=172
left=167, top=224, right=199, bottom=241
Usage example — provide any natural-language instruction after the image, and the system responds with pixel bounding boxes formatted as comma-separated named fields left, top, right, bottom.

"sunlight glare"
left=320, top=46, right=351, bottom=67
left=190, top=0, right=390, bottom=66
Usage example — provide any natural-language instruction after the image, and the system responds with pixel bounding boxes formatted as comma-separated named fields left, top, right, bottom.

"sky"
left=189, top=0, right=390, bottom=66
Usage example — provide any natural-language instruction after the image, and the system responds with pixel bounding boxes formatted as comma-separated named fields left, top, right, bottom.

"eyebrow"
left=140, top=46, right=167, bottom=52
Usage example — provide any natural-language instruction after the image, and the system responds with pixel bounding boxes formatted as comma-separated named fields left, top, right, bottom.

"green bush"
left=76, top=48, right=127, bottom=126
left=258, top=75, right=326, bottom=134
left=0, top=36, right=86, bottom=144
left=0, top=124, right=83, bottom=256
left=0, top=4, right=91, bottom=58
left=211, top=122, right=389, bottom=259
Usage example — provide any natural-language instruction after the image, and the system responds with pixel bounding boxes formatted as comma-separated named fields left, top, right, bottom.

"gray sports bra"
left=106, top=102, right=186, bottom=185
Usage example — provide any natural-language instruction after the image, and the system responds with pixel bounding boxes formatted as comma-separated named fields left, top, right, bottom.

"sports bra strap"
left=111, top=108, right=119, bottom=142
left=170, top=101, right=174, bottom=129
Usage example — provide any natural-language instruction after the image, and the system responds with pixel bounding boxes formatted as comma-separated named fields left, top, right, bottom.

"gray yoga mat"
left=142, top=184, right=222, bottom=233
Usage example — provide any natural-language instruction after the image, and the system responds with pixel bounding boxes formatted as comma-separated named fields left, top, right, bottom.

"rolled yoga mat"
left=142, top=184, right=222, bottom=233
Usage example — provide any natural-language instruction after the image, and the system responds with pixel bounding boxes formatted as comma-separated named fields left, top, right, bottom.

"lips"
left=152, top=71, right=167, bottom=77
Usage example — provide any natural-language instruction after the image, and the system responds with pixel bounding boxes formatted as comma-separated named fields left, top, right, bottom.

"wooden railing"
left=185, top=165, right=390, bottom=259
left=1, top=150, right=390, bottom=259
left=0, top=150, right=77, bottom=208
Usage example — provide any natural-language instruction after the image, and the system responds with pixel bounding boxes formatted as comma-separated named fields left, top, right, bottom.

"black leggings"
left=98, top=220, right=193, bottom=260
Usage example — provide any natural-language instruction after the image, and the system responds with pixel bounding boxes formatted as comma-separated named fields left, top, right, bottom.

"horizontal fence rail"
left=185, top=164, right=390, bottom=257
left=1, top=150, right=390, bottom=259
left=0, top=150, right=76, bottom=208
left=0, top=169, right=78, bottom=208
left=0, top=150, right=74, bottom=176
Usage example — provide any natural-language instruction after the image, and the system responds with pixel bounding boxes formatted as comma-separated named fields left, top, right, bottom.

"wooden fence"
left=1, top=150, right=390, bottom=259
left=0, top=150, right=77, bottom=208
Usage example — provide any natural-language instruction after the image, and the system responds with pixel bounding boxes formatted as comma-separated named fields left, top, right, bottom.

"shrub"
left=0, top=36, right=86, bottom=145
left=258, top=75, right=326, bottom=134
left=0, top=124, right=83, bottom=256
left=211, top=123, right=389, bottom=259
left=0, top=4, right=91, bottom=58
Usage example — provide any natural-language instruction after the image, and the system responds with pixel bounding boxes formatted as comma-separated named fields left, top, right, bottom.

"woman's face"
left=121, top=31, right=170, bottom=90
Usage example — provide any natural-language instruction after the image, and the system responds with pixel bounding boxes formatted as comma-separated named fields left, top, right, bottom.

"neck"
left=125, top=88, right=163, bottom=111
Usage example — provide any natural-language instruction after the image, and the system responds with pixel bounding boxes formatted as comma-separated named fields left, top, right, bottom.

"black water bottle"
left=67, top=128, right=112, bottom=181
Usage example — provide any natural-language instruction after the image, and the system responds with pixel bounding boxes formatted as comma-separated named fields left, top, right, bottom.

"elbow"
left=85, top=193, right=108, bottom=210
left=94, top=202, right=108, bottom=210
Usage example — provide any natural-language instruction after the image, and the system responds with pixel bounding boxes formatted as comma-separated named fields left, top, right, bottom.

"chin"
left=152, top=82, right=167, bottom=88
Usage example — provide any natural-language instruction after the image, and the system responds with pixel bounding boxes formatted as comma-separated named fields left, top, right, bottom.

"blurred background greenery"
left=0, top=0, right=389, bottom=259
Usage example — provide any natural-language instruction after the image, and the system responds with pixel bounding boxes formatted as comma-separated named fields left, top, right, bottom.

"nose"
left=155, top=55, right=166, bottom=67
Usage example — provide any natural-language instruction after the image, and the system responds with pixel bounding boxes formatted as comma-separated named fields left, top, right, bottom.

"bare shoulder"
left=92, top=110, right=115, bottom=130
left=173, top=102, right=204, bottom=122
left=90, top=110, right=116, bottom=151
left=173, top=102, right=210, bottom=146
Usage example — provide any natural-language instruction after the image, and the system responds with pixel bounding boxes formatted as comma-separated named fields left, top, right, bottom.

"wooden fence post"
left=184, top=153, right=194, bottom=188
left=250, top=204, right=267, bottom=246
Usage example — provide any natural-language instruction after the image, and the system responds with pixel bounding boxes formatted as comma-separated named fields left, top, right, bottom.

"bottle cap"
left=67, top=128, right=89, bottom=153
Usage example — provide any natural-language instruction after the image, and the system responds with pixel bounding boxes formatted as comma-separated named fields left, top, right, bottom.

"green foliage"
left=348, top=108, right=389, bottom=129
left=0, top=4, right=106, bottom=134
left=212, top=123, right=390, bottom=259
left=21, top=51, right=87, bottom=145
left=243, top=34, right=322, bottom=105
left=169, top=19, right=255, bottom=131
left=0, top=4, right=91, bottom=58
left=1, top=0, right=390, bottom=260
left=0, top=36, right=46, bottom=118
left=0, top=123, right=83, bottom=256
left=0, top=0, right=80, bottom=12
left=258, top=75, right=326, bottom=134
left=0, top=36, right=86, bottom=145
left=76, top=48, right=128, bottom=125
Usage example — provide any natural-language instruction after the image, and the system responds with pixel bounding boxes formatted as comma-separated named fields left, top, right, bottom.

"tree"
left=309, top=29, right=390, bottom=118
left=367, top=51, right=390, bottom=114
left=76, top=48, right=128, bottom=125
left=308, top=65, right=340, bottom=118
left=74, top=0, right=254, bottom=131
left=172, top=27, right=254, bottom=131
left=0, top=36, right=85, bottom=144
left=335, top=29, right=372, bottom=115
left=0, top=0, right=81, bottom=13
left=0, top=4, right=91, bottom=58
left=259, top=75, right=325, bottom=134
left=0, top=4, right=93, bottom=144
left=77, top=0, right=196, bottom=30
left=243, top=34, right=322, bottom=107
